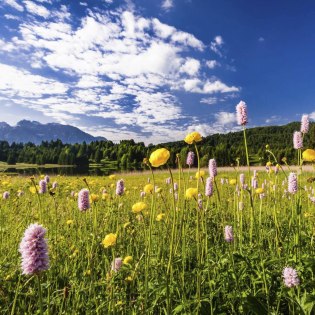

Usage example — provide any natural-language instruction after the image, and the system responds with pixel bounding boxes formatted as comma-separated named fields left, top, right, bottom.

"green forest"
left=1, top=122, right=314, bottom=170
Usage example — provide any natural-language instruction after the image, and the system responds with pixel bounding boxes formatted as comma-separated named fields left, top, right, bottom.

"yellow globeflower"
left=255, top=188, right=264, bottom=194
left=266, top=161, right=272, bottom=167
left=109, top=174, right=116, bottom=180
left=195, top=170, right=205, bottom=179
left=90, top=194, right=99, bottom=202
left=123, top=256, right=133, bottom=265
left=229, top=179, right=237, bottom=185
left=102, top=233, right=117, bottom=248
left=149, top=148, right=170, bottom=167
left=185, top=188, right=198, bottom=199
left=102, top=193, right=110, bottom=200
left=29, top=186, right=37, bottom=194
left=66, top=219, right=74, bottom=225
left=156, top=213, right=165, bottom=221
left=303, top=149, right=315, bottom=162
left=184, top=131, right=202, bottom=144
left=132, top=202, right=147, bottom=213
left=144, top=184, right=154, bottom=194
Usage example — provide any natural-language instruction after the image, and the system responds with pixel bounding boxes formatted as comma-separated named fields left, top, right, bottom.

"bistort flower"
left=224, top=225, right=234, bottom=242
left=205, top=177, right=213, bottom=197
left=39, top=180, right=47, bottom=194
left=301, top=114, right=309, bottom=134
left=186, top=151, right=195, bottom=166
left=116, top=179, right=125, bottom=196
left=288, top=173, right=298, bottom=194
left=236, top=101, right=248, bottom=126
left=283, top=267, right=300, bottom=288
left=293, top=131, right=303, bottom=150
left=209, top=159, right=217, bottom=178
left=78, top=188, right=90, bottom=211
left=19, top=223, right=49, bottom=275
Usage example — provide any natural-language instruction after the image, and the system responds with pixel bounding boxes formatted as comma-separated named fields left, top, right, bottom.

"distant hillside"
left=0, top=121, right=312, bottom=168
left=0, top=120, right=106, bottom=144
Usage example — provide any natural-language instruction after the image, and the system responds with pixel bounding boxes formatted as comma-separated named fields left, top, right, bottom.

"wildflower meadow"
left=2, top=102, right=315, bottom=314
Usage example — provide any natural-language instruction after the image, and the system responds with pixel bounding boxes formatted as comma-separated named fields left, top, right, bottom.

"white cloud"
left=23, top=0, right=50, bottom=18
left=0, top=4, right=240, bottom=143
left=4, top=14, right=21, bottom=20
left=179, top=58, right=200, bottom=76
left=210, top=35, right=224, bottom=56
left=0, top=63, right=68, bottom=97
left=182, top=79, right=239, bottom=94
left=258, top=37, right=265, bottom=42
left=206, top=60, right=220, bottom=69
left=162, top=0, right=174, bottom=11
left=214, top=111, right=236, bottom=125
left=3, top=0, right=24, bottom=11
left=200, top=97, right=218, bottom=105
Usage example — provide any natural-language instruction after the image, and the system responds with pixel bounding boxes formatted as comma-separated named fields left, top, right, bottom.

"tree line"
left=1, top=122, right=314, bottom=170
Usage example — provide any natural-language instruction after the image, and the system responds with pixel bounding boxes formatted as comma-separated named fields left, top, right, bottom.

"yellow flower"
left=29, top=186, right=37, bottom=194
left=123, top=256, right=133, bottom=264
left=84, top=269, right=91, bottom=276
left=195, top=170, right=205, bottom=179
left=110, top=183, right=115, bottom=188
left=125, top=276, right=133, bottom=282
left=90, top=194, right=99, bottom=202
left=102, top=233, right=117, bottom=248
left=149, top=148, right=170, bottom=167
left=102, top=193, right=110, bottom=200
left=229, top=179, right=237, bottom=185
left=132, top=202, right=147, bottom=213
left=185, top=188, right=198, bottom=199
left=266, top=161, right=272, bottom=167
left=184, top=131, right=202, bottom=144
left=144, top=184, right=154, bottom=194
left=255, top=188, right=264, bottom=194
left=156, top=213, right=165, bottom=221
left=66, top=219, right=74, bottom=225
left=109, top=174, right=116, bottom=180
left=303, top=149, right=315, bottom=162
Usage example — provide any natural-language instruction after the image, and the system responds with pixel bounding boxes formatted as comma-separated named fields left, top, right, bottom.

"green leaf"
left=243, top=296, right=268, bottom=315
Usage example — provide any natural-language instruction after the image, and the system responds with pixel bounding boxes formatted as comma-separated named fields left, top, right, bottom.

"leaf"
left=243, top=296, right=268, bottom=315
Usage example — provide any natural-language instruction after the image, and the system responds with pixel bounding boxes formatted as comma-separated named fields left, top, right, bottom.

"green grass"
left=0, top=163, right=315, bottom=314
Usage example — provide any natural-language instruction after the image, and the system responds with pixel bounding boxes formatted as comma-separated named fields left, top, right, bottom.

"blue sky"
left=0, top=0, right=315, bottom=143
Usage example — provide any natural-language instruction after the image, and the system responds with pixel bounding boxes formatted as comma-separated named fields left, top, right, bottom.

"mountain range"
left=0, top=120, right=106, bottom=144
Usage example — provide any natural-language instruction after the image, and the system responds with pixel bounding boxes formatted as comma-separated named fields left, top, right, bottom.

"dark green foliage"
left=0, top=122, right=312, bottom=169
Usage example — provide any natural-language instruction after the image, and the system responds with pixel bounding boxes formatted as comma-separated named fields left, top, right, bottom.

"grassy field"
left=1, top=160, right=315, bottom=314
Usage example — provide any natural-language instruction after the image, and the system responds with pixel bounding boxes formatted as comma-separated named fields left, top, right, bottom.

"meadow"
left=1, top=106, right=315, bottom=314
left=1, top=159, right=315, bottom=314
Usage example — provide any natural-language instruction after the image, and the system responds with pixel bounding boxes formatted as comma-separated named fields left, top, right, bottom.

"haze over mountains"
left=0, top=120, right=106, bottom=144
